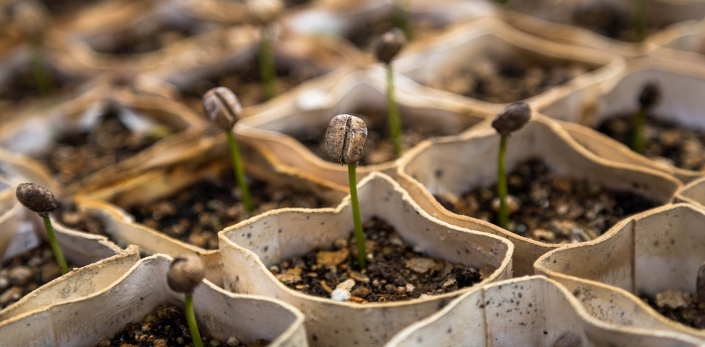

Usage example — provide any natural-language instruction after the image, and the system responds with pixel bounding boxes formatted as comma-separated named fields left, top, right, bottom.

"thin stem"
left=29, top=37, right=53, bottom=95
left=185, top=294, right=204, bottom=347
left=386, top=63, right=403, bottom=158
left=43, top=217, right=68, bottom=275
left=394, top=0, right=413, bottom=41
left=631, top=108, right=645, bottom=153
left=633, top=0, right=646, bottom=44
left=259, top=25, right=277, bottom=100
left=497, top=135, right=508, bottom=229
left=226, top=131, right=254, bottom=213
left=348, top=162, right=367, bottom=269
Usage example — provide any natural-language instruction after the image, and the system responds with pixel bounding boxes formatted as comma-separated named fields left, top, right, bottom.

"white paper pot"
left=393, top=18, right=624, bottom=114
left=504, top=0, right=705, bottom=58
left=676, top=176, right=705, bottom=208
left=541, top=57, right=705, bottom=183
left=649, top=19, right=705, bottom=68
left=396, top=114, right=681, bottom=276
left=220, top=172, right=514, bottom=347
left=386, top=275, right=702, bottom=347
left=0, top=254, right=309, bottom=347
left=237, top=67, right=491, bottom=194
left=535, top=203, right=705, bottom=341
left=0, top=85, right=206, bottom=195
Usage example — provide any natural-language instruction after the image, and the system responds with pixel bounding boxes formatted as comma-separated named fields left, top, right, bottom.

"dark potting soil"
left=180, top=55, right=324, bottom=109
left=40, top=0, right=109, bottom=16
left=345, top=10, right=440, bottom=50
left=270, top=217, right=492, bottom=303
left=95, top=303, right=269, bottom=347
left=641, top=290, right=705, bottom=329
left=92, top=22, right=214, bottom=56
left=597, top=113, right=705, bottom=171
left=0, top=62, right=72, bottom=109
left=570, top=4, right=664, bottom=42
left=53, top=201, right=110, bottom=238
left=33, top=108, right=172, bottom=187
left=0, top=243, right=73, bottom=309
left=292, top=108, right=453, bottom=166
left=434, top=158, right=659, bottom=244
left=428, top=57, right=591, bottom=104
left=127, top=169, right=328, bottom=250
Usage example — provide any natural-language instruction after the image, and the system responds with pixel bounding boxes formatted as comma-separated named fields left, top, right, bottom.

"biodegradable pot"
left=535, top=203, right=705, bottom=341
left=504, top=0, right=705, bottom=58
left=541, top=57, right=705, bottom=183
left=392, top=18, right=625, bottom=114
left=386, top=276, right=702, bottom=347
left=676, top=175, right=705, bottom=208
left=219, top=172, right=514, bottom=347
left=396, top=114, right=681, bottom=276
left=0, top=85, right=206, bottom=195
left=650, top=19, right=705, bottom=67
left=237, top=67, right=490, bottom=194
left=0, top=254, right=309, bottom=346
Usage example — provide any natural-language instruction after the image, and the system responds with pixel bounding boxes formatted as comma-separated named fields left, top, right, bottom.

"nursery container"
left=676, top=176, right=705, bottom=208
left=396, top=114, right=680, bottom=276
left=385, top=276, right=702, bottom=347
left=650, top=19, right=705, bottom=70
left=0, top=254, right=309, bottom=347
left=219, top=172, right=514, bottom=347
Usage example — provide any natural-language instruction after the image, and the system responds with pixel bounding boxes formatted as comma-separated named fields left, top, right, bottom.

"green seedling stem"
left=348, top=162, right=367, bottom=269
left=259, top=26, right=277, bottom=100
left=226, top=131, right=254, bottom=213
left=184, top=294, right=203, bottom=347
left=633, top=0, right=646, bottom=43
left=631, top=107, right=646, bottom=153
left=29, top=37, right=53, bottom=95
left=497, top=135, right=508, bottom=229
left=386, top=63, right=403, bottom=158
left=43, top=216, right=68, bottom=275
left=394, top=0, right=413, bottom=41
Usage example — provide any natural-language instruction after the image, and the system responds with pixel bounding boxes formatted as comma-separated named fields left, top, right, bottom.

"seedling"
left=167, top=254, right=206, bottom=347
left=248, top=0, right=284, bottom=101
left=373, top=28, right=406, bottom=158
left=394, top=0, right=413, bottom=41
left=202, top=87, right=254, bottom=213
left=15, top=183, right=68, bottom=275
left=326, top=114, right=368, bottom=269
left=633, top=0, right=647, bottom=44
left=491, top=102, right=531, bottom=230
left=631, top=82, right=661, bottom=154
left=15, top=0, right=54, bottom=95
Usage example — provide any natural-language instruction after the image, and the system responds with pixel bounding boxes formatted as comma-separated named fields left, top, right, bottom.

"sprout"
left=393, top=0, right=413, bottom=40
left=247, top=0, right=284, bottom=101
left=373, top=28, right=406, bottom=158
left=202, top=87, right=253, bottom=213
left=491, top=102, right=531, bottom=230
left=15, top=183, right=68, bottom=275
left=14, top=0, right=53, bottom=95
left=326, top=114, right=368, bottom=269
left=633, top=0, right=647, bottom=44
left=631, top=82, right=661, bottom=153
left=168, top=254, right=206, bottom=347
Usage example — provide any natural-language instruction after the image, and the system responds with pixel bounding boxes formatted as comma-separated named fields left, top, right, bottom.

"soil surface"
left=345, top=9, right=440, bottom=50
left=0, top=62, right=72, bottom=112
left=53, top=201, right=110, bottom=238
left=570, top=4, right=664, bottom=42
left=428, top=57, right=590, bottom=104
left=270, top=217, right=493, bottom=303
left=34, top=107, right=173, bottom=187
left=92, top=22, right=216, bottom=55
left=434, top=158, right=659, bottom=244
left=128, top=169, right=328, bottom=250
left=96, top=303, right=268, bottom=347
left=40, top=0, right=108, bottom=15
left=642, top=290, right=705, bottom=329
left=180, top=55, right=324, bottom=109
left=597, top=113, right=705, bottom=171
left=292, top=108, right=457, bottom=166
left=0, top=243, right=71, bottom=309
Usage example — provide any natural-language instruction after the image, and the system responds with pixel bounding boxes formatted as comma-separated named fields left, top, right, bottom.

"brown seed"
left=552, top=332, right=583, bottom=347
left=16, top=183, right=57, bottom=218
left=167, top=254, right=205, bottom=294
left=638, top=81, right=661, bottom=110
left=697, top=261, right=705, bottom=303
left=491, top=101, right=532, bottom=136
left=373, top=28, right=406, bottom=65
left=325, top=114, right=367, bottom=165
left=202, top=87, right=243, bottom=131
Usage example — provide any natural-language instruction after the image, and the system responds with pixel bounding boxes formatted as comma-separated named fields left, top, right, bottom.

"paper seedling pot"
left=649, top=19, right=705, bottom=68
left=219, top=172, right=513, bottom=347
left=676, top=176, right=705, bottom=208
left=237, top=67, right=490, bottom=194
left=504, top=0, right=705, bottom=58
left=0, top=85, right=206, bottom=195
left=541, top=57, right=705, bottom=183
left=535, top=203, right=705, bottom=341
left=0, top=254, right=309, bottom=347
left=385, top=276, right=702, bottom=347
left=396, top=114, right=681, bottom=276
left=392, top=18, right=624, bottom=114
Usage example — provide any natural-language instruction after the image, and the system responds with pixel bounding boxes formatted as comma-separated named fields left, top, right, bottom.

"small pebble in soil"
left=127, top=169, right=328, bottom=250
left=434, top=158, right=659, bottom=244
left=597, top=113, right=705, bottom=171
left=270, top=217, right=492, bottom=302
left=641, top=290, right=705, bottom=329
left=95, top=303, right=269, bottom=347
